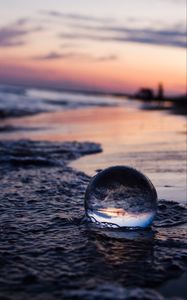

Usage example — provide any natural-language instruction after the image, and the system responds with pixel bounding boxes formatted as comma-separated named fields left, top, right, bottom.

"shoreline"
left=1, top=105, right=186, bottom=203
left=0, top=83, right=186, bottom=123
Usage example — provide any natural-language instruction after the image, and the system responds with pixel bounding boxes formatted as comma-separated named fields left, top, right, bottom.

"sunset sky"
left=0, top=0, right=186, bottom=95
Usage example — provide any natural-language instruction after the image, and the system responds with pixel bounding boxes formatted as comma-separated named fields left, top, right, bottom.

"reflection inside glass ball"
left=84, top=166, right=157, bottom=229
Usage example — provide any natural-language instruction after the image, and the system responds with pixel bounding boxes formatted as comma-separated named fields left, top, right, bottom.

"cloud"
left=32, top=51, right=118, bottom=62
left=34, top=52, right=64, bottom=60
left=0, top=19, right=43, bottom=47
left=40, top=10, right=113, bottom=24
left=59, top=23, right=186, bottom=48
left=1, top=11, right=185, bottom=51
left=104, top=24, right=187, bottom=48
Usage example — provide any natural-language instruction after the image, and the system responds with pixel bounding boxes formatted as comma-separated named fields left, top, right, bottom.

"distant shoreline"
left=0, top=81, right=186, bottom=102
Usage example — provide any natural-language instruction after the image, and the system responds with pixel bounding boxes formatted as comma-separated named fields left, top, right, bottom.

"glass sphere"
left=85, top=166, right=157, bottom=228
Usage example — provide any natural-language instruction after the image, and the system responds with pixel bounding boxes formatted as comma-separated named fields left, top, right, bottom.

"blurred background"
left=0, top=0, right=186, bottom=94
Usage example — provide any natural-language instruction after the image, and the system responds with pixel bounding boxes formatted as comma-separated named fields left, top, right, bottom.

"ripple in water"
left=85, top=166, right=157, bottom=229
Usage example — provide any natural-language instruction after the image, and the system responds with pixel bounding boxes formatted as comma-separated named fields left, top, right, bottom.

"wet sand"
left=0, top=139, right=187, bottom=300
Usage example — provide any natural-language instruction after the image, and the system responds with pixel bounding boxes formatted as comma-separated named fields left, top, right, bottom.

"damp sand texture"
left=0, top=140, right=187, bottom=300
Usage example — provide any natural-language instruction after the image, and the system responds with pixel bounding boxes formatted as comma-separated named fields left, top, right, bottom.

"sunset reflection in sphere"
left=85, top=166, right=157, bottom=229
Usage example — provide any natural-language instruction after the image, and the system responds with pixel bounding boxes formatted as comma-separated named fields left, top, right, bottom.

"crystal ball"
left=84, top=166, right=157, bottom=228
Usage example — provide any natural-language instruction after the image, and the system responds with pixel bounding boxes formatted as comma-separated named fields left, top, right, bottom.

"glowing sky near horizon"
left=0, top=0, right=186, bottom=94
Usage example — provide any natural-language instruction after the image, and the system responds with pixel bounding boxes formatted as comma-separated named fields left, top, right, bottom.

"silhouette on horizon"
left=135, top=87, right=154, bottom=101
left=157, top=83, right=164, bottom=100
left=135, top=83, right=165, bottom=101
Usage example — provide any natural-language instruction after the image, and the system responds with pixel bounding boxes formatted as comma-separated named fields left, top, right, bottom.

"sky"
left=0, top=0, right=186, bottom=95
